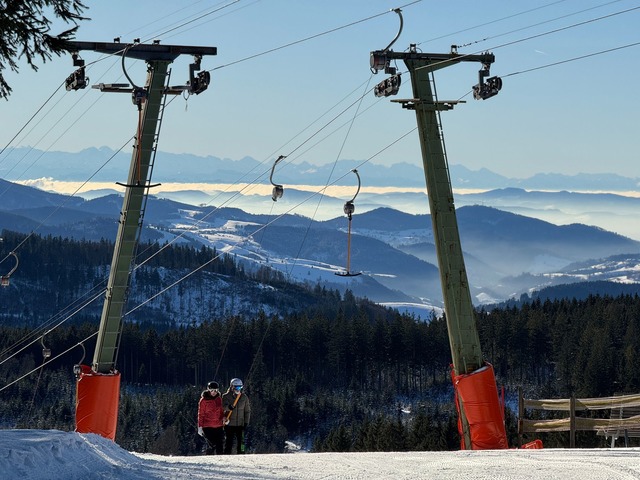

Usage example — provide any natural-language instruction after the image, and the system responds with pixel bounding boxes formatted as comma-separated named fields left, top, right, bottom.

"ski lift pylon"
left=336, top=169, right=362, bottom=277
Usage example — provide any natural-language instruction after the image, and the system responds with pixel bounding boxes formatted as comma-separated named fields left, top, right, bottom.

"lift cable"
left=125, top=126, right=416, bottom=317
left=0, top=81, right=65, bottom=161
left=0, top=332, right=98, bottom=394
left=140, top=0, right=245, bottom=43
left=441, top=0, right=629, bottom=52
left=133, top=79, right=381, bottom=269
left=285, top=74, right=374, bottom=279
left=0, top=289, right=105, bottom=366
left=0, top=136, right=132, bottom=269
left=487, top=4, right=640, bottom=53
left=504, top=40, right=640, bottom=78
left=210, top=1, right=423, bottom=72
left=411, top=4, right=640, bottom=78
left=417, top=0, right=571, bottom=46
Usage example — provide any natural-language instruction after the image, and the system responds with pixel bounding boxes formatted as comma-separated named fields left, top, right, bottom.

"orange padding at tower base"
left=521, top=439, right=544, bottom=449
left=452, top=363, right=509, bottom=450
left=75, top=365, right=120, bottom=441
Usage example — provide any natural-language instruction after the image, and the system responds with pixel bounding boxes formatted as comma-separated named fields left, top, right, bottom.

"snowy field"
left=3, top=430, right=640, bottom=479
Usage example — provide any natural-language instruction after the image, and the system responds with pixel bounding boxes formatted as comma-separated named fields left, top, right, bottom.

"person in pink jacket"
left=197, top=381, right=225, bottom=454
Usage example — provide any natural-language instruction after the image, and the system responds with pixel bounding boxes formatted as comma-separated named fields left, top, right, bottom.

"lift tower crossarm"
left=374, top=50, right=494, bottom=72
left=64, top=41, right=217, bottom=61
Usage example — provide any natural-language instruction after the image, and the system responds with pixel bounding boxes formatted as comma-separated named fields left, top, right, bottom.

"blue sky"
left=1, top=0, right=638, bottom=182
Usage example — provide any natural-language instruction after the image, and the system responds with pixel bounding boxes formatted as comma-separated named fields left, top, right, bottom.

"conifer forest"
left=2, top=231, right=640, bottom=453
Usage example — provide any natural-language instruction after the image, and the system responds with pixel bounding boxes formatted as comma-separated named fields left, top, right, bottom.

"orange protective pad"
left=75, top=365, right=121, bottom=441
left=521, top=439, right=544, bottom=449
left=453, top=364, right=509, bottom=450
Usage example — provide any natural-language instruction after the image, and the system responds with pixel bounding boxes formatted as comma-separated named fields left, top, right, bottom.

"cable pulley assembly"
left=370, top=8, right=403, bottom=98
left=336, top=169, right=362, bottom=277
left=65, top=53, right=88, bottom=91
left=473, top=56, right=503, bottom=100
left=270, top=155, right=286, bottom=201
left=370, top=8, right=403, bottom=74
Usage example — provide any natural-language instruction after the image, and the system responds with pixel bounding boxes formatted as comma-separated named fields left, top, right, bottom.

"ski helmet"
left=207, top=381, right=219, bottom=390
left=230, top=378, right=243, bottom=388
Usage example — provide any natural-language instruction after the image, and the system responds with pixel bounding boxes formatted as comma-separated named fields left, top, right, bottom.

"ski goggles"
left=233, top=385, right=243, bottom=391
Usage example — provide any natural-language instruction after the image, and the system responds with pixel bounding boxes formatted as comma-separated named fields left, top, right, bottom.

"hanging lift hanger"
left=270, top=155, right=286, bottom=202
left=335, top=169, right=362, bottom=277
left=0, top=251, right=18, bottom=287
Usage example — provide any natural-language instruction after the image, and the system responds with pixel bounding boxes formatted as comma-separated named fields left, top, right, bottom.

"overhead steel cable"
left=448, top=39, right=640, bottom=102
left=125, top=126, right=417, bottom=317
left=210, top=0, right=423, bottom=71
left=413, top=4, right=640, bottom=75
left=503, top=41, right=640, bottom=78
left=0, top=81, right=65, bottom=161
left=0, top=289, right=104, bottom=368
left=0, top=331, right=98, bottom=394
left=286, top=73, right=374, bottom=279
left=140, top=0, right=245, bottom=43
left=417, top=0, right=572, bottom=46
left=443, top=0, right=629, bottom=51
left=486, top=5, right=640, bottom=52
left=133, top=78, right=382, bottom=269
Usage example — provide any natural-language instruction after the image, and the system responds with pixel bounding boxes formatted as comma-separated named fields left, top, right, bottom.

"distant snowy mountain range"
left=1, top=175, right=640, bottom=317
left=2, top=146, right=640, bottom=192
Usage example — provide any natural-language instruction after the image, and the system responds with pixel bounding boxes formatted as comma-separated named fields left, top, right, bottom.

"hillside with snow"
left=2, top=178, right=640, bottom=313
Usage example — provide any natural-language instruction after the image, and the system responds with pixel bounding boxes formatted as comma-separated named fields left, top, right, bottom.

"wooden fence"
left=518, top=388, right=640, bottom=447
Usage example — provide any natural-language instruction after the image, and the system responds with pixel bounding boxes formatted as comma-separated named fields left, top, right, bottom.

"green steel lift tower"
left=370, top=11, right=507, bottom=449
left=64, top=40, right=216, bottom=440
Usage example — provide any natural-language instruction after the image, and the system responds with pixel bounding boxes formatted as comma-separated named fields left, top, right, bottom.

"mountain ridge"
left=3, top=147, right=640, bottom=191
left=1, top=177, right=639, bottom=310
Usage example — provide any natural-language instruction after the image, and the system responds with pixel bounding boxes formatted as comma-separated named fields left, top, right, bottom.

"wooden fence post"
left=518, top=387, right=523, bottom=448
left=570, top=395, right=576, bottom=448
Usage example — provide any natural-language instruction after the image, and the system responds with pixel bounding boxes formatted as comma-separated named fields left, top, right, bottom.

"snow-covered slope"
left=2, top=429, right=640, bottom=480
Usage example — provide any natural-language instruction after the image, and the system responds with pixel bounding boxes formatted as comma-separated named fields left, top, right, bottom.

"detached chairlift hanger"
left=270, top=155, right=286, bottom=202
left=335, top=169, right=362, bottom=277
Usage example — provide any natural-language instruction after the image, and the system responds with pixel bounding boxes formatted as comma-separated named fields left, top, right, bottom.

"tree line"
left=2, top=292, right=640, bottom=452
left=2, top=231, right=640, bottom=452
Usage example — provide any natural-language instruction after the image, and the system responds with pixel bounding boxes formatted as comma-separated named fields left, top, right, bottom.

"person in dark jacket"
left=198, top=381, right=225, bottom=454
left=222, top=377, right=250, bottom=454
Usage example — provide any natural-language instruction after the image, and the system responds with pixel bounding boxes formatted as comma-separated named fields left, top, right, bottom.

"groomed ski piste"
left=3, top=429, right=640, bottom=480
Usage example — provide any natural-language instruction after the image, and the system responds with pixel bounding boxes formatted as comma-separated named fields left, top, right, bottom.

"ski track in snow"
left=3, top=430, right=640, bottom=479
